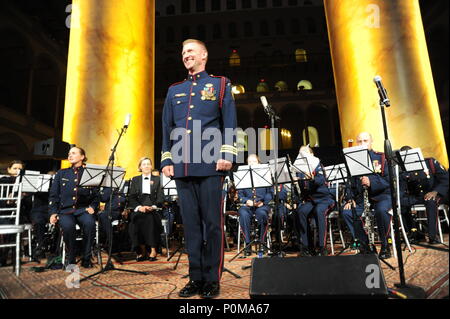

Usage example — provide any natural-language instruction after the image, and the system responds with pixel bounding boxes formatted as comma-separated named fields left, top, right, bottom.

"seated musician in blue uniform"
left=161, top=39, right=237, bottom=299
left=49, top=147, right=99, bottom=268
left=341, top=132, right=393, bottom=259
left=295, top=146, right=335, bottom=256
left=399, top=146, right=449, bottom=244
left=128, top=157, right=164, bottom=262
left=237, top=154, right=274, bottom=256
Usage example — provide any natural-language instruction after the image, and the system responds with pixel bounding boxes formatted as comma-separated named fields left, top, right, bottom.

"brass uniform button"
left=188, top=116, right=192, bottom=120
left=191, top=92, right=195, bottom=96
left=190, top=105, right=195, bottom=109
left=187, top=130, right=192, bottom=134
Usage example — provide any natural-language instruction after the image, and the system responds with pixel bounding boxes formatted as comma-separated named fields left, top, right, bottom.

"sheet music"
left=161, top=174, right=177, bottom=196
left=324, top=164, right=348, bottom=182
left=79, top=164, right=125, bottom=188
left=234, top=164, right=272, bottom=189
left=398, top=148, right=428, bottom=174
left=343, top=145, right=374, bottom=177
left=292, top=155, right=320, bottom=177
left=22, top=174, right=54, bottom=193
left=268, top=157, right=291, bottom=184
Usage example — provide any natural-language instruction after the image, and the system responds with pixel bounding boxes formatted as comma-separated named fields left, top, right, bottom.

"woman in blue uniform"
left=49, top=147, right=99, bottom=268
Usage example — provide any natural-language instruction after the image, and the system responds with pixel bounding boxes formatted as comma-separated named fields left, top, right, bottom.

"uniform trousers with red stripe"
left=175, top=176, right=224, bottom=282
left=297, top=198, right=335, bottom=248
left=342, top=198, right=392, bottom=247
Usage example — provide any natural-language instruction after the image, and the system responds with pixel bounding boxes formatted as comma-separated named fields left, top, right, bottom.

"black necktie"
left=144, top=177, right=149, bottom=180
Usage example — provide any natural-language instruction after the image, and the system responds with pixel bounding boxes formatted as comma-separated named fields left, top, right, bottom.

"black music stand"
left=229, top=163, right=273, bottom=265
left=162, top=174, right=178, bottom=260
left=268, top=157, right=292, bottom=256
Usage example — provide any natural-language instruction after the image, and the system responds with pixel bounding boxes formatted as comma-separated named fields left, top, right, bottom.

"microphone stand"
left=80, top=123, right=148, bottom=282
left=263, top=102, right=285, bottom=257
left=377, top=95, right=426, bottom=298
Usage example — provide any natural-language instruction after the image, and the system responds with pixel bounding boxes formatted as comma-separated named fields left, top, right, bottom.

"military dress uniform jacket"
left=100, top=187, right=127, bottom=214
left=48, top=166, right=100, bottom=216
left=161, top=70, right=237, bottom=178
left=400, top=157, right=449, bottom=205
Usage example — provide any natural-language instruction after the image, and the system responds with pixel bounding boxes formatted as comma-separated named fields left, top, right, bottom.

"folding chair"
left=0, top=182, right=26, bottom=276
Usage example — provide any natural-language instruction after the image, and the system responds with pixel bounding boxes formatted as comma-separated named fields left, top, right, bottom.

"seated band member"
left=399, top=146, right=449, bottom=244
left=128, top=157, right=164, bottom=262
left=49, top=147, right=99, bottom=268
left=341, top=132, right=392, bottom=259
left=238, top=154, right=273, bottom=256
left=295, top=146, right=335, bottom=256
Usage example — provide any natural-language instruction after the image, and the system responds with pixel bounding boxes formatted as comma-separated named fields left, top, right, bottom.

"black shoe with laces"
left=378, top=246, right=391, bottom=259
left=201, top=281, right=220, bottom=299
left=178, top=280, right=204, bottom=298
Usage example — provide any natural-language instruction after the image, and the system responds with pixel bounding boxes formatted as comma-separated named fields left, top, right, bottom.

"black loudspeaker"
left=33, top=138, right=71, bottom=159
left=250, top=255, right=388, bottom=299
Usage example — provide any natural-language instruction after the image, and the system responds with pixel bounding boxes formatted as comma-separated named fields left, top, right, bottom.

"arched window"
left=295, top=48, right=308, bottom=62
left=306, top=17, right=317, bottom=33
left=260, top=20, right=269, bottom=36
left=166, top=5, right=175, bottom=15
left=274, top=81, right=288, bottom=92
left=244, top=21, right=253, bottom=37
left=242, top=0, right=252, bottom=8
left=196, top=0, right=206, bottom=12
left=297, top=80, right=313, bottom=90
left=213, top=24, right=222, bottom=39
left=211, top=0, right=221, bottom=11
left=181, top=0, right=191, bottom=13
left=229, top=50, right=241, bottom=67
left=228, top=22, right=238, bottom=38
left=232, top=84, right=245, bottom=94
left=302, top=126, right=319, bottom=147
left=291, top=18, right=300, bottom=34
left=166, top=27, right=175, bottom=43
left=258, top=0, right=268, bottom=8
left=273, top=0, right=282, bottom=7
left=257, top=80, right=270, bottom=92
left=275, top=19, right=285, bottom=35
left=226, top=0, right=236, bottom=10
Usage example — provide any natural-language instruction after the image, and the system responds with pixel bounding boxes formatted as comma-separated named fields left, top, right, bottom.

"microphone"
left=373, top=75, right=390, bottom=107
left=260, top=96, right=269, bottom=113
left=124, top=113, right=131, bottom=128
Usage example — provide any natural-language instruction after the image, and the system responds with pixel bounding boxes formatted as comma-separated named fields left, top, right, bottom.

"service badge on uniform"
left=201, top=83, right=216, bottom=101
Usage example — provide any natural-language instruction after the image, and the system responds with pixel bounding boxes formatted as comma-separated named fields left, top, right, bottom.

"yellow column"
left=63, top=0, right=155, bottom=176
left=324, top=0, right=448, bottom=167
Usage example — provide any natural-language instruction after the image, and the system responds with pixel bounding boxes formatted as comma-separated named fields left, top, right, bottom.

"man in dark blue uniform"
left=98, top=185, right=127, bottom=246
left=237, top=154, right=273, bottom=256
left=295, top=146, right=335, bottom=256
left=161, top=39, right=237, bottom=299
left=342, top=132, right=393, bottom=259
left=399, top=146, right=449, bottom=244
left=49, top=147, right=99, bottom=268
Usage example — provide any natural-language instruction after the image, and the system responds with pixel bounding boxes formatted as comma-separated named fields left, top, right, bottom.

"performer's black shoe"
left=81, top=259, right=93, bottom=268
left=428, top=237, right=439, bottom=245
left=378, top=246, right=391, bottom=260
left=136, top=255, right=148, bottom=262
left=178, top=280, right=204, bottom=298
left=201, top=281, right=220, bottom=299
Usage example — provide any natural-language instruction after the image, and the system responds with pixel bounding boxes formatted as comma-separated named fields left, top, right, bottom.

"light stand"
left=375, top=77, right=426, bottom=298
left=80, top=115, right=148, bottom=282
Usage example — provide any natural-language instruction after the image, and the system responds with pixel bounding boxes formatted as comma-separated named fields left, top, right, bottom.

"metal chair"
left=0, top=182, right=26, bottom=276
left=410, top=203, right=449, bottom=244
left=61, top=221, right=100, bottom=266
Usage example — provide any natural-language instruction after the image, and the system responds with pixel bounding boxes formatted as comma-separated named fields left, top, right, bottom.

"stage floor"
left=0, top=237, right=448, bottom=299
